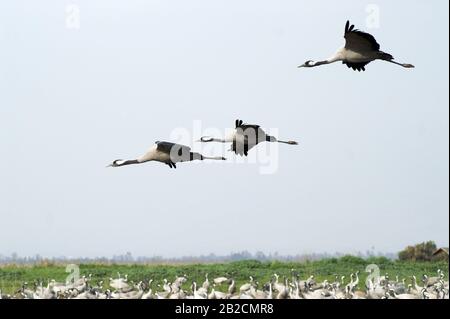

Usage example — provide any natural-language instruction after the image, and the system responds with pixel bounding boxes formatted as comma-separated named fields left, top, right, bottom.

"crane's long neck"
left=310, top=55, right=343, bottom=67
left=314, top=59, right=338, bottom=66
left=117, top=159, right=139, bottom=166
left=190, top=152, right=226, bottom=161
left=202, top=156, right=226, bottom=161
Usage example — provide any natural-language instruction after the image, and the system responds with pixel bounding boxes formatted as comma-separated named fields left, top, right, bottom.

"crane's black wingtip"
left=345, top=20, right=356, bottom=34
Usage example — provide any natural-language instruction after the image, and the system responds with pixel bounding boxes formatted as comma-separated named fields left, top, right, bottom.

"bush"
left=338, top=255, right=366, bottom=265
left=398, top=241, right=437, bottom=261
left=366, top=256, right=392, bottom=265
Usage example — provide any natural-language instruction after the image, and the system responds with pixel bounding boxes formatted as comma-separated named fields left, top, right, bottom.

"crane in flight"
left=198, top=119, right=298, bottom=156
left=107, top=141, right=226, bottom=169
left=298, top=20, right=415, bottom=72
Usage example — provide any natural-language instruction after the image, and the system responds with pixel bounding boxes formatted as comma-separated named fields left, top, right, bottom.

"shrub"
left=338, top=255, right=366, bottom=265
left=398, top=241, right=437, bottom=261
left=366, top=256, right=392, bottom=265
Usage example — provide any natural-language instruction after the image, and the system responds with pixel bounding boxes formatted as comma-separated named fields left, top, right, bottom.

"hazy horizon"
left=0, top=248, right=400, bottom=262
left=0, top=0, right=448, bottom=258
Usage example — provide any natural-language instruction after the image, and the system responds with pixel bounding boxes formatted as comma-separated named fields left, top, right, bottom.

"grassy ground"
left=0, top=256, right=447, bottom=294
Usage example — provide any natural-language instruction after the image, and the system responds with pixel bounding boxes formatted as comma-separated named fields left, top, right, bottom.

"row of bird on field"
left=108, top=21, right=414, bottom=169
left=3, top=269, right=447, bottom=299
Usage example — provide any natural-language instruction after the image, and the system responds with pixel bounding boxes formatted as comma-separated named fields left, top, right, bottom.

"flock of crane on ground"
left=107, top=20, right=414, bottom=169
left=1, top=269, right=447, bottom=299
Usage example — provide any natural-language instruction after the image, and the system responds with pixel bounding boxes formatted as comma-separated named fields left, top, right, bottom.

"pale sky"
left=0, top=0, right=448, bottom=258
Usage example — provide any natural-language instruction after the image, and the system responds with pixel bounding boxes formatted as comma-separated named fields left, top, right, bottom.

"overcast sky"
left=0, top=0, right=448, bottom=258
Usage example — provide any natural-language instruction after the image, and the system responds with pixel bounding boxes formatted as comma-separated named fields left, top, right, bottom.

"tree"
left=398, top=241, right=437, bottom=261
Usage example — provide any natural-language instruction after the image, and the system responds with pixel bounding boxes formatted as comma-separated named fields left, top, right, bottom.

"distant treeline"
left=0, top=250, right=397, bottom=265
left=2, top=241, right=445, bottom=265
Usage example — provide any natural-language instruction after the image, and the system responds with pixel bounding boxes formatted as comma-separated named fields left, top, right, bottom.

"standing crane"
left=198, top=119, right=298, bottom=156
left=108, top=141, right=225, bottom=169
left=298, top=20, right=415, bottom=71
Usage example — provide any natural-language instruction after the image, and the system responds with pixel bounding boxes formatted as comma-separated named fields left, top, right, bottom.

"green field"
left=0, top=256, right=447, bottom=294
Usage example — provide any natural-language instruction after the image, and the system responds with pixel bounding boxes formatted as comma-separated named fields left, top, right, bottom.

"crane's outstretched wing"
left=232, top=119, right=266, bottom=156
left=231, top=134, right=252, bottom=156
left=344, top=20, right=380, bottom=52
left=342, top=61, right=370, bottom=72
left=156, top=141, right=191, bottom=162
left=235, top=119, right=261, bottom=131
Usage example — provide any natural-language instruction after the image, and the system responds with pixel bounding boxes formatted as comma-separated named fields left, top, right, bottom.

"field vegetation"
left=0, top=256, right=447, bottom=294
